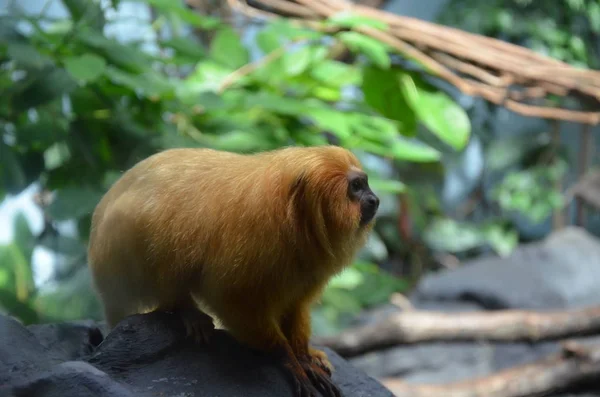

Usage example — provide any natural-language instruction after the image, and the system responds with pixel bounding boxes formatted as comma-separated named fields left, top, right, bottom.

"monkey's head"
left=282, top=146, right=379, bottom=258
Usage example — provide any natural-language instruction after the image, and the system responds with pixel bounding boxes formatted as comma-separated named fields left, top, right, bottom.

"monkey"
left=87, top=145, right=380, bottom=397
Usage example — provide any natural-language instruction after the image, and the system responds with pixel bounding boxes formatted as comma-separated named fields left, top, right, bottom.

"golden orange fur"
left=87, top=145, right=376, bottom=397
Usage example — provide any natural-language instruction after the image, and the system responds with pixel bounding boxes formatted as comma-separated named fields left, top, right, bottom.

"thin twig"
left=218, top=42, right=298, bottom=92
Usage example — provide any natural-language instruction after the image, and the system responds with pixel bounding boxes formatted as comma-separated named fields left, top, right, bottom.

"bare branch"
left=381, top=340, right=600, bottom=397
left=313, top=306, right=600, bottom=357
left=222, top=0, right=600, bottom=124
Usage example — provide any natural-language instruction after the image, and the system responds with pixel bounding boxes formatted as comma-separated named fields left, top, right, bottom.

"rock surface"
left=413, top=227, right=600, bottom=310
left=348, top=227, right=600, bottom=396
left=0, top=311, right=392, bottom=397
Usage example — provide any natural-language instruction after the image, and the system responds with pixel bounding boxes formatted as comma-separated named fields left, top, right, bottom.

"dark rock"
left=0, top=314, right=64, bottom=387
left=0, top=311, right=393, bottom=397
left=5, top=361, right=134, bottom=397
left=413, top=227, right=600, bottom=310
left=27, top=320, right=104, bottom=361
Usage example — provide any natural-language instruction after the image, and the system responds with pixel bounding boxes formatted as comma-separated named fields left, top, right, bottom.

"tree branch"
left=381, top=340, right=600, bottom=397
left=313, top=306, right=600, bottom=357
left=223, top=0, right=600, bottom=124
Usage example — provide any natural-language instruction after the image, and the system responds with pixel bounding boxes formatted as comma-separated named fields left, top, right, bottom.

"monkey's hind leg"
left=157, top=295, right=215, bottom=344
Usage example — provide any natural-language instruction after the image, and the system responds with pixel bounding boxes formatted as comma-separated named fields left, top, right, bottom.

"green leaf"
left=350, top=114, right=400, bottom=142
left=104, top=67, right=174, bottom=97
left=309, top=86, right=340, bottom=101
left=310, top=60, right=361, bottom=87
left=11, top=67, right=78, bottom=112
left=291, top=131, right=329, bottom=147
left=369, top=178, right=406, bottom=194
left=13, top=212, right=35, bottom=263
left=135, top=0, right=220, bottom=29
left=389, top=138, right=441, bottom=162
left=61, top=0, right=105, bottom=31
left=305, top=108, right=352, bottom=140
left=0, top=143, right=27, bottom=194
left=77, top=31, right=152, bottom=74
left=0, top=288, right=38, bottom=324
left=0, top=244, right=35, bottom=303
left=210, top=28, right=249, bottom=69
left=283, top=46, right=313, bottom=76
left=423, top=218, right=484, bottom=253
left=362, top=66, right=417, bottom=135
left=399, top=72, right=470, bottom=150
left=327, top=11, right=389, bottom=30
left=352, top=134, right=441, bottom=162
left=210, top=129, right=283, bottom=153
left=47, top=186, right=105, bottom=221
left=161, top=37, right=205, bottom=60
left=483, top=224, right=518, bottom=257
left=241, top=91, right=311, bottom=116
left=0, top=18, right=26, bottom=44
left=7, top=42, right=53, bottom=69
left=183, top=60, right=235, bottom=95
left=16, top=116, right=70, bottom=152
left=590, top=2, right=600, bottom=33
left=321, top=287, right=363, bottom=315
left=329, top=267, right=364, bottom=289
left=64, top=53, right=106, bottom=83
left=338, top=31, right=390, bottom=69
left=44, top=142, right=71, bottom=170
left=261, top=19, right=324, bottom=42
left=256, top=29, right=282, bottom=53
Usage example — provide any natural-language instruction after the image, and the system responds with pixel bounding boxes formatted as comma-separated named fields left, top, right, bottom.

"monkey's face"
left=347, top=169, right=380, bottom=227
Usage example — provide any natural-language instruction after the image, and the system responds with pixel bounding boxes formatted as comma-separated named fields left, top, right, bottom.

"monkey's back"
left=88, top=148, right=291, bottom=322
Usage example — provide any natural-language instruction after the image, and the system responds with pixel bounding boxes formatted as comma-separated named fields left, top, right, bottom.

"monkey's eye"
left=350, top=179, right=363, bottom=192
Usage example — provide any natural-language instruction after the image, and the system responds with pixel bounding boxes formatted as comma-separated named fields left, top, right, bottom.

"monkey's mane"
left=268, top=146, right=366, bottom=263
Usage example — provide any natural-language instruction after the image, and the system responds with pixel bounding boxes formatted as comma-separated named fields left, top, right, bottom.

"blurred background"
left=0, top=0, right=599, bottom=343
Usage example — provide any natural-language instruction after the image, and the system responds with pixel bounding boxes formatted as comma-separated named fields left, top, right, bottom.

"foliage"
left=491, top=160, right=567, bottom=224
left=0, top=0, right=472, bottom=328
left=439, top=0, right=600, bottom=68
left=423, top=217, right=518, bottom=257
left=313, top=261, right=408, bottom=336
left=432, top=0, right=594, bottom=255
left=0, top=213, right=39, bottom=324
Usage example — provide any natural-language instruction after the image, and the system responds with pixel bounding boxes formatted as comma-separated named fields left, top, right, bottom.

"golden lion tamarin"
left=87, top=145, right=379, bottom=397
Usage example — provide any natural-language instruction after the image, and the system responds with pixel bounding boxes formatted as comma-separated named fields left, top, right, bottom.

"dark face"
left=347, top=170, right=380, bottom=227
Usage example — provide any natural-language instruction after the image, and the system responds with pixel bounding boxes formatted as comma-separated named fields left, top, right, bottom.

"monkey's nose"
left=367, top=195, right=380, bottom=210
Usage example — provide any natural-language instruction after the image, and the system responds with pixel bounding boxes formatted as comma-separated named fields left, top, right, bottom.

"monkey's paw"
left=308, top=347, right=334, bottom=376
left=299, top=358, right=342, bottom=397
left=284, top=360, right=341, bottom=397
left=176, top=307, right=215, bottom=344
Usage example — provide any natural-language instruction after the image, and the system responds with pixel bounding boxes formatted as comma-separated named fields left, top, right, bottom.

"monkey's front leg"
left=220, top=310, right=326, bottom=397
left=282, top=304, right=341, bottom=397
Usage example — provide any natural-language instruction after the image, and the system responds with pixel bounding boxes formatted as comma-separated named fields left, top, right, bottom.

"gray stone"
left=27, top=320, right=104, bottom=361
left=5, top=361, right=134, bottom=397
left=413, top=227, right=600, bottom=309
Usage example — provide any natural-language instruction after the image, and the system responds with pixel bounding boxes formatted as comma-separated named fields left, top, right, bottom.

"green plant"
left=492, top=160, right=567, bottom=223
left=432, top=0, right=594, bottom=255
left=0, top=0, right=471, bottom=326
